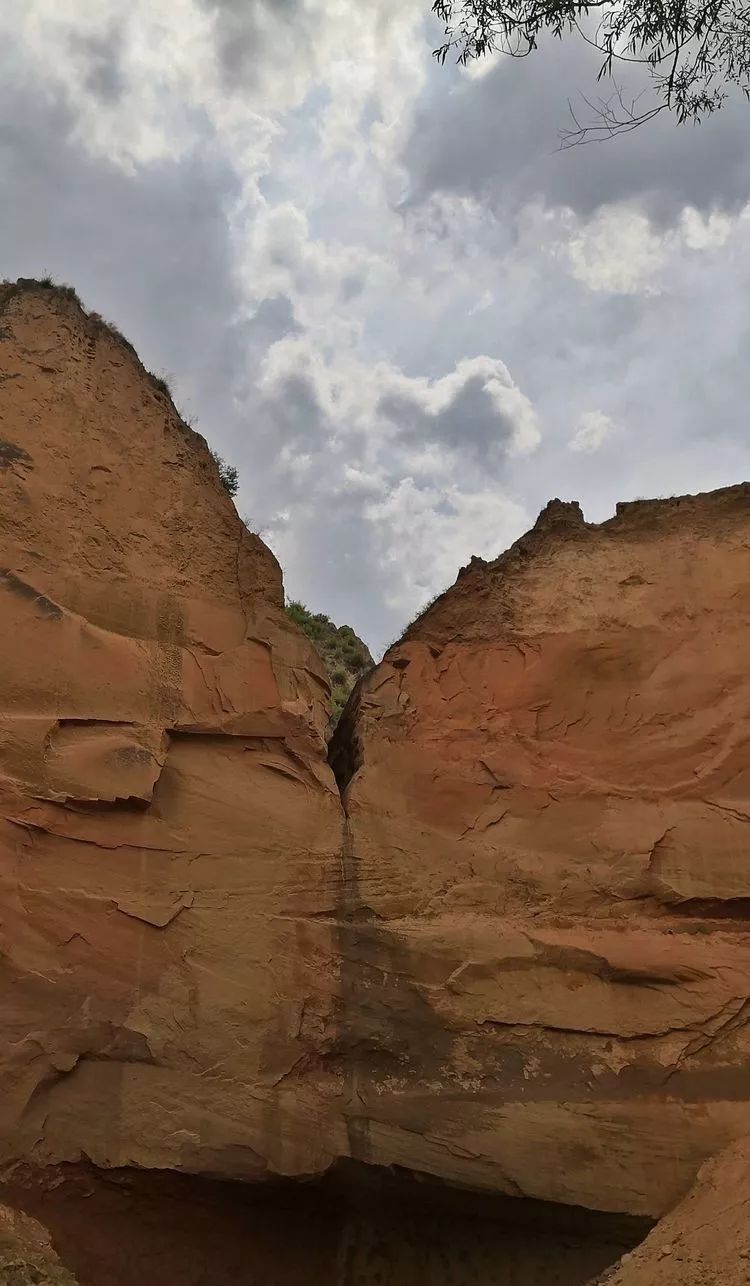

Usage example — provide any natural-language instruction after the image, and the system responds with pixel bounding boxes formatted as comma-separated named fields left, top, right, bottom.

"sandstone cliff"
left=331, top=487, right=750, bottom=1218
left=0, top=280, right=343, bottom=1182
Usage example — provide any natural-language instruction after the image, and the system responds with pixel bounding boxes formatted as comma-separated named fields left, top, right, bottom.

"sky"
left=2, top=2, right=749, bottom=655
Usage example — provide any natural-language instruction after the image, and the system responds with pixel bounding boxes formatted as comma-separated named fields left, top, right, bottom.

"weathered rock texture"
left=0, top=281, right=343, bottom=1181
left=0, top=1201, right=78, bottom=1284
left=594, top=1137, right=750, bottom=1285
left=331, top=487, right=750, bottom=1218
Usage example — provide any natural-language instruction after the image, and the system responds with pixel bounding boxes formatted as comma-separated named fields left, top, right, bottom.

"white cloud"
left=254, top=335, right=538, bottom=625
left=2, top=0, right=427, bottom=172
left=566, top=207, right=668, bottom=295
left=680, top=205, right=736, bottom=250
left=238, top=200, right=387, bottom=339
left=365, top=478, right=528, bottom=614
left=568, top=410, right=616, bottom=453
left=563, top=201, right=749, bottom=295
left=461, top=50, right=504, bottom=81
left=258, top=338, right=541, bottom=461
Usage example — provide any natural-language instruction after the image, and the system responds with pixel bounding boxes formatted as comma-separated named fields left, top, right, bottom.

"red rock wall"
left=332, top=489, right=750, bottom=1217
left=0, top=282, right=343, bottom=1181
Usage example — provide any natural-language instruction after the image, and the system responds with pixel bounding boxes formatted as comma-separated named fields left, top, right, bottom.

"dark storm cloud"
left=0, top=75, right=240, bottom=378
left=70, top=27, right=126, bottom=103
left=379, top=371, right=523, bottom=464
left=0, top=59, right=297, bottom=507
left=403, top=35, right=750, bottom=224
left=257, top=370, right=327, bottom=446
left=196, top=0, right=304, bottom=87
left=245, top=295, right=299, bottom=343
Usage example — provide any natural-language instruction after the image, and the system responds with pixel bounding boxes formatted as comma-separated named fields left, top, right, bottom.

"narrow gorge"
left=1, top=280, right=749, bottom=1284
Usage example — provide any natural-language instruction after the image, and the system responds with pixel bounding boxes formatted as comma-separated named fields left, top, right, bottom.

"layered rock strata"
left=0, top=281, right=343, bottom=1181
left=331, top=485, right=750, bottom=1217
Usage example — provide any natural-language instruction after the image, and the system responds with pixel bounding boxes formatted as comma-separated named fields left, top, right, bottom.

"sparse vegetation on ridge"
left=285, top=600, right=373, bottom=723
left=403, top=589, right=444, bottom=636
left=210, top=450, right=240, bottom=498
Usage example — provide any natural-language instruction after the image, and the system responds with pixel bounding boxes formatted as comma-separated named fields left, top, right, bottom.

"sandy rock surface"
left=332, top=486, right=750, bottom=1216
left=592, top=1137, right=750, bottom=1284
left=0, top=1201, right=77, bottom=1284
left=0, top=282, right=344, bottom=1181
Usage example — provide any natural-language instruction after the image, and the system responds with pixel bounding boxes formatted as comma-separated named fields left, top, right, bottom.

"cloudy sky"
left=2, top=2, right=749, bottom=653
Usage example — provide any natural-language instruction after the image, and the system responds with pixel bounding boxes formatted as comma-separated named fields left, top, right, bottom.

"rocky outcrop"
left=0, top=280, right=343, bottom=1181
left=331, top=486, right=750, bottom=1218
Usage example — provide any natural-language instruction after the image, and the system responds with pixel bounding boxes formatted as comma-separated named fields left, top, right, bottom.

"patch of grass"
left=403, top=589, right=443, bottom=634
left=56, top=283, right=81, bottom=304
left=149, top=373, right=172, bottom=399
left=35, top=276, right=81, bottom=306
left=1, top=277, right=82, bottom=311
left=87, top=311, right=129, bottom=347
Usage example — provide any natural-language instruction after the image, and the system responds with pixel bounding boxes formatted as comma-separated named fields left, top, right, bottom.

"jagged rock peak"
left=399, top=482, right=750, bottom=649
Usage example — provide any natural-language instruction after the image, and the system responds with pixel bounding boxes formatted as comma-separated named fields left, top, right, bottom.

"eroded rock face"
left=0, top=282, right=344, bottom=1181
left=0, top=1201, right=78, bottom=1284
left=331, top=488, right=750, bottom=1218
left=596, top=1137, right=750, bottom=1285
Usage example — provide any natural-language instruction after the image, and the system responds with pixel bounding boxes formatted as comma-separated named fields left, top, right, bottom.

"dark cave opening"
left=2, top=1160, right=652, bottom=1286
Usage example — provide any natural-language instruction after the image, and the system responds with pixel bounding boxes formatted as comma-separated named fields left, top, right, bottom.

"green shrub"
left=150, top=373, right=172, bottom=399
left=285, top=599, right=373, bottom=729
left=209, top=450, right=239, bottom=499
